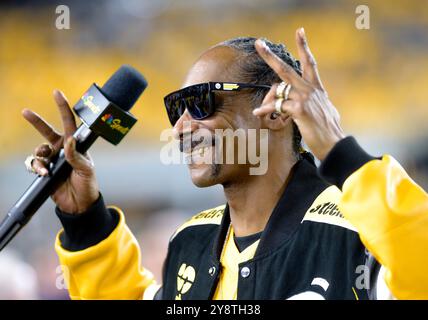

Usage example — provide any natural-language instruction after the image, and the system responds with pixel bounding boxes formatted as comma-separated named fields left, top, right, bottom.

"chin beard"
left=192, top=163, right=222, bottom=188
left=212, top=163, right=221, bottom=177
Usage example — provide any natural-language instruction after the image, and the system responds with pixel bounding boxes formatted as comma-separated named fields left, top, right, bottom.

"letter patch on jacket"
left=302, top=186, right=357, bottom=231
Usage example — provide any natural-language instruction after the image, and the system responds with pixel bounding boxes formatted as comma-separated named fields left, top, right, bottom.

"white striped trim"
left=311, top=277, right=330, bottom=292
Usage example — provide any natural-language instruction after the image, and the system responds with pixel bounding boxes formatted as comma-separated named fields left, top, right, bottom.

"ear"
left=261, top=112, right=291, bottom=131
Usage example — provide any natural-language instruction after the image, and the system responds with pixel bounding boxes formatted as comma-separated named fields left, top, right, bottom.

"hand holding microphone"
left=0, top=65, right=147, bottom=250
left=23, top=90, right=99, bottom=214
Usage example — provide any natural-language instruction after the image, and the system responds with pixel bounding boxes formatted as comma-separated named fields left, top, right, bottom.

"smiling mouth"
left=185, top=146, right=210, bottom=160
left=180, top=135, right=217, bottom=165
left=183, top=144, right=215, bottom=163
left=180, top=135, right=216, bottom=154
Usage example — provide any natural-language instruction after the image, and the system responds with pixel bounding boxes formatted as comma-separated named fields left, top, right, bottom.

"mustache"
left=179, top=134, right=216, bottom=153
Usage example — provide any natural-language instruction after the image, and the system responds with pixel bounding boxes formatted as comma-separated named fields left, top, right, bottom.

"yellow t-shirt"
left=213, top=226, right=260, bottom=300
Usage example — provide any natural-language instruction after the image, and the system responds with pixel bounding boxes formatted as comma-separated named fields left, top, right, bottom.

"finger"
left=255, top=39, right=307, bottom=90
left=32, top=159, right=49, bottom=176
left=53, top=90, right=77, bottom=138
left=260, top=84, right=280, bottom=106
left=83, top=151, right=95, bottom=167
left=253, top=101, right=275, bottom=117
left=34, top=143, right=55, bottom=166
left=261, top=82, right=299, bottom=103
left=279, top=99, right=300, bottom=117
left=34, top=143, right=56, bottom=158
left=295, top=28, right=324, bottom=90
left=22, top=109, right=62, bottom=145
left=64, top=137, right=94, bottom=176
left=253, top=99, right=298, bottom=118
left=255, top=86, right=299, bottom=115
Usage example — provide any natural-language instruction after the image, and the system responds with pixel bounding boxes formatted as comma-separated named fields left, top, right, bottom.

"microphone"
left=0, top=65, right=147, bottom=251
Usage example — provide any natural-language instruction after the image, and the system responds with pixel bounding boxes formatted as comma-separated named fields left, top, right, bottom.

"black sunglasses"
left=163, top=82, right=271, bottom=126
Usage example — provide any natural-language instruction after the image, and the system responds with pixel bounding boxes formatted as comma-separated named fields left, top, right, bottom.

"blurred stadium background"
left=0, top=0, right=427, bottom=299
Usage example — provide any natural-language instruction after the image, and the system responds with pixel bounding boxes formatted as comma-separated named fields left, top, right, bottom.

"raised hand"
left=253, top=28, right=345, bottom=161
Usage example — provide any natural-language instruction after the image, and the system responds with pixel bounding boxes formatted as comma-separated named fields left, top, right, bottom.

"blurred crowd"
left=0, top=0, right=427, bottom=299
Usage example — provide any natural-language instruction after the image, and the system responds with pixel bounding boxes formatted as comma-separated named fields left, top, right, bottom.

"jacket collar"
left=212, top=157, right=330, bottom=261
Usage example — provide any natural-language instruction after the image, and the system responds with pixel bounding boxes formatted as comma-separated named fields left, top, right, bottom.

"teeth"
left=184, top=146, right=211, bottom=159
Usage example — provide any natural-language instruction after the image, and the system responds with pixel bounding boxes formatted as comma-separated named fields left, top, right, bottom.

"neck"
left=223, top=154, right=297, bottom=237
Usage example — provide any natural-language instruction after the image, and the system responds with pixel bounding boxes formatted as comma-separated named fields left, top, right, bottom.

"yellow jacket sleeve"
left=55, top=206, right=157, bottom=300
left=340, top=155, right=428, bottom=299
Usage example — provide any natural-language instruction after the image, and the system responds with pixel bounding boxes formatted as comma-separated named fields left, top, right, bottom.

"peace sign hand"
left=22, top=90, right=99, bottom=214
left=253, top=28, right=345, bottom=161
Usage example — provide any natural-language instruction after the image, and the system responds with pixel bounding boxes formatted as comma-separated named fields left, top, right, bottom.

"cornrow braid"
left=220, top=37, right=303, bottom=158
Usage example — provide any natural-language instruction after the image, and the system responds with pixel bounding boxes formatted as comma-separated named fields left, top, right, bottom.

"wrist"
left=56, top=193, right=119, bottom=251
left=317, top=129, right=346, bottom=161
left=77, top=189, right=100, bottom=214
left=318, top=136, right=377, bottom=189
left=54, top=187, right=100, bottom=215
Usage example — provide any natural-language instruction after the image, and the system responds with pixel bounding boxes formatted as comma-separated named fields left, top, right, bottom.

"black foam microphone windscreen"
left=100, top=65, right=148, bottom=111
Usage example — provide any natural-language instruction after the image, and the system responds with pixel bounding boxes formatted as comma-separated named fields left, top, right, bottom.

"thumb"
left=64, top=137, right=94, bottom=177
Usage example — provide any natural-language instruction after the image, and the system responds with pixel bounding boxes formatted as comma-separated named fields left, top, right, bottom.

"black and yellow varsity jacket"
left=54, top=137, right=428, bottom=300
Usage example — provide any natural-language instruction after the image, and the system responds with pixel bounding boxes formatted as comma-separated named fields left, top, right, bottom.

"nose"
left=172, top=109, right=199, bottom=140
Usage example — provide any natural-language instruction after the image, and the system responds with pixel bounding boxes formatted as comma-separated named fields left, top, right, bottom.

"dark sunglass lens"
left=165, top=95, right=185, bottom=126
left=187, top=86, right=212, bottom=120
left=165, top=83, right=214, bottom=125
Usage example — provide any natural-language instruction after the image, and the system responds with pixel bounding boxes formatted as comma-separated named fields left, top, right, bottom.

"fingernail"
left=257, top=39, right=269, bottom=52
left=41, top=168, right=49, bottom=176
left=253, top=108, right=260, bottom=115
left=299, top=27, right=305, bottom=38
left=53, top=89, right=65, bottom=102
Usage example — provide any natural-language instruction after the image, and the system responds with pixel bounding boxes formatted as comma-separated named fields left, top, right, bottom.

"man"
left=23, top=28, right=427, bottom=299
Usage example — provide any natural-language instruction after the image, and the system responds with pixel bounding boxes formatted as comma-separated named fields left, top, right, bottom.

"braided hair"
left=220, top=37, right=303, bottom=157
